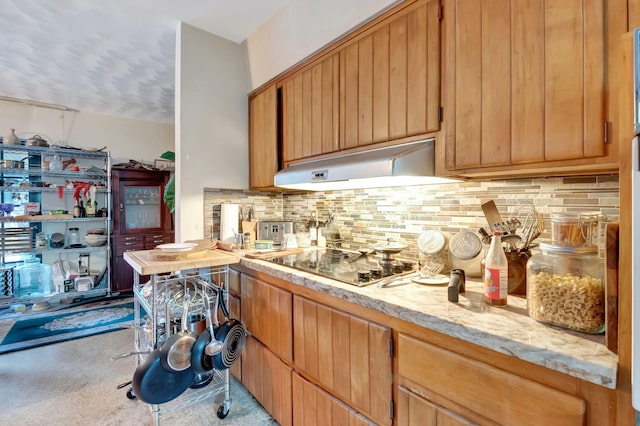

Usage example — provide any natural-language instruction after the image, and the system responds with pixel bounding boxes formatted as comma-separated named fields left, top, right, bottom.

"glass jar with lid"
left=526, top=243, right=604, bottom=333
left=550, top=211, right=602, bottom=246
left=449, top=231, right=485, bottom=277
left=417, top=230, right=451, bottom=273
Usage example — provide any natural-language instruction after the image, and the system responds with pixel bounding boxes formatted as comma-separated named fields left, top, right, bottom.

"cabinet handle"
left=125, top=242, right=137, bottom=246
left=153, top=239, right=163, bottom=243
left=120, top=203, right=123, bottom=212
left=152, top=235, right=163, bottom=238
left=125, top=236, right=136, bottom=241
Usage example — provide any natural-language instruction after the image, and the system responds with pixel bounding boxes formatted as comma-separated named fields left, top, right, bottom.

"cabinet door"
left=445, top=0, right=605, bottom=171
left=241, top=336, right=293, bottom=426
left=293, top=296, right=392, bottom=426
left=111, top=169, right=171, bottom=236
left=341, top=0, right=441, bottom=149
left=292, top=372, right=376, bottom=426
left=111, top=235, right=144, bottom=292
left=240, top=275, right=293, bottom=362
left=397, top=333, right=586, bottom=425
left=249, top=85, right=279, bottom=189
left=397, top=385, right=476, bottom=426
left=282, top=53, right=340, bottom=163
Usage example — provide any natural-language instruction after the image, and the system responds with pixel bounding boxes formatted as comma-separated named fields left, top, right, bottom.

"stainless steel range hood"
left=274, top=139, right=460, bottom=191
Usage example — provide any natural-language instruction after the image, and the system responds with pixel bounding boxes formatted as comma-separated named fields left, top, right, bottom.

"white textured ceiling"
left=0, top=0, right=289, bottom=123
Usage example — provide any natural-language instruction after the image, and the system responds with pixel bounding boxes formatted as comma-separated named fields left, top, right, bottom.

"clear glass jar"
left=68, top=227, right=80, bottom=247
left=417, top=230, right=451, bottom=273
left=526, top=243, right=604, bottom=333
left=449, top=231, right=485, bottom=278
left=550, top=211, right=602, bottom=246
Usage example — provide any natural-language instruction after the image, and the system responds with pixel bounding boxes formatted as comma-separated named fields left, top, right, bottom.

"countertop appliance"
left=268, top=248, right=412, bottom=287
left=631, top=27, right=640, bottom=410
left=257, top=221, right=293, bottom=246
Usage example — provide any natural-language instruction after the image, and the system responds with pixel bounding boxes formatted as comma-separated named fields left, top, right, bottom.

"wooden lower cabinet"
left=240, top=274, right=293, bottom=362
left=293, top=296, right=393, bottom=426
left=241, top=336, right=292, bottom=426
left=397, top=333, right=586, bottom=425
left=292, top=372, right=375, bottom=426
left=397, top=385, right=476, bottom=426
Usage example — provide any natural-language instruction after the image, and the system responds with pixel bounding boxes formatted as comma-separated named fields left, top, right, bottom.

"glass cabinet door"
left=122, top=185, right=162, bottom=230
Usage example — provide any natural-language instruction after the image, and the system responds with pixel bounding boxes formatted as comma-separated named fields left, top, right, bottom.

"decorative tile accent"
left=204, top=175, right=619, bottom=258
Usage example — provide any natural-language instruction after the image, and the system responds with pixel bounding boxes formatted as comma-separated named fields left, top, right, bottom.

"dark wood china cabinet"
left=110, top=168, right=173, bottom=292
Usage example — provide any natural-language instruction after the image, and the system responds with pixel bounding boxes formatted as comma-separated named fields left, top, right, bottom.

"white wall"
left=175, top=23, right=249, bottom=241
left=245, top=0, right=399, bottom=89
left=0, top=100, right=174, bottom=164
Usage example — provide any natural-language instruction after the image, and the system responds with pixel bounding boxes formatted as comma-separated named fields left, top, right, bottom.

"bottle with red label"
left=483, top=231, right=508, bottom=306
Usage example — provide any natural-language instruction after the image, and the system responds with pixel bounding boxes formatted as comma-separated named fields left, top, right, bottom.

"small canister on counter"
left=243, top=232, right=251, bottom=250
left=417, top=230, right=451, bottom=273
left=526, top=243, right=604, bottom=333
left=449, top=231, right=485, bottom=277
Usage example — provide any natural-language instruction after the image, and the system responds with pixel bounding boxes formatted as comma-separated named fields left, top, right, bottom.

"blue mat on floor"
left=0, top=299, right=139, bottom=354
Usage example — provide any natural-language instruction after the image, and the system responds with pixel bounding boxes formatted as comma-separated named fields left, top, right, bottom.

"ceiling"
left=0, top=0, right=290, bottom=124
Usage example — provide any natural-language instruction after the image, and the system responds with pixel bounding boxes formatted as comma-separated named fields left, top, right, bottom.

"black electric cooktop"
left=268, top=248, right=414, bottom=287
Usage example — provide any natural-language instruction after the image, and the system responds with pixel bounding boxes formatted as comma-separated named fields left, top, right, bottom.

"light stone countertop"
left=239, top=256, right=618, bottom=389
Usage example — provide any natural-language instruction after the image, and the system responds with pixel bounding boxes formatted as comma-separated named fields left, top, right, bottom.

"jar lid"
left=539, top=242, right=598, bottom=254
left=417, top=230, right=446, bottom=255
left=550, top=211, right=602, bottom=222
left=449, top=231, right=482, bottom=260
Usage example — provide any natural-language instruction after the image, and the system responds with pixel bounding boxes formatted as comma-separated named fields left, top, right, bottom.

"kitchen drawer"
left=144, top=233, right=170, bottom=248
left=397, top=333, right=585, bottom=425
left=113, top=236, right=144, bottom=254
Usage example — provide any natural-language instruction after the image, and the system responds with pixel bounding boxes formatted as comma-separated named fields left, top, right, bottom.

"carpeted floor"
left=0, top=327, right=276, bottom=425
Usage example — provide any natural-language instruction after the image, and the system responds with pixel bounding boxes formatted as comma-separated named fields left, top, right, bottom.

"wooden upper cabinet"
left=249, top=85, right=278, bottom=189
left=444, top=0, right=606, bottom=172
left=341, top=0, right=442, bottom=149
left=282, top=53, right=340, bottom=163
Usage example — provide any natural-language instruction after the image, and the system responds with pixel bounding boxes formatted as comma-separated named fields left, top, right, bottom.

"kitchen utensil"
left=131, top=348, right=195, bottom=404
left=371, top=241, right=407, bottom=267
left=212, top=289, right=246, bottom=370
left=205, top=288, right=224, bottom=356
left=160, top=297, right=197, bottom=372
left=376, top=269, right=418, bottom=288
left=191, top=291, right=221, bottom=374
left=481, top=200, right=508, bottom=233
left=501, top=234, right=521, bottom=252
left=244, top=247, right=303, bottom=259
left=50, top=232, right=65, bottom=248
left=420, top=261, right=444, bottom=278
left=0, top=157, right=29, bottom=169
left=26, top=134, right=49, bottom=147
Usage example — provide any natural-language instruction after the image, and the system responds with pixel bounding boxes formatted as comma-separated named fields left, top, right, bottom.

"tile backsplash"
left=204, top=175, right=619, bottom=258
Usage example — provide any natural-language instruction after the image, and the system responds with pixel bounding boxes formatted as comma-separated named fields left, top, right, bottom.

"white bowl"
left=84, top=234, right=107, bottom=247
